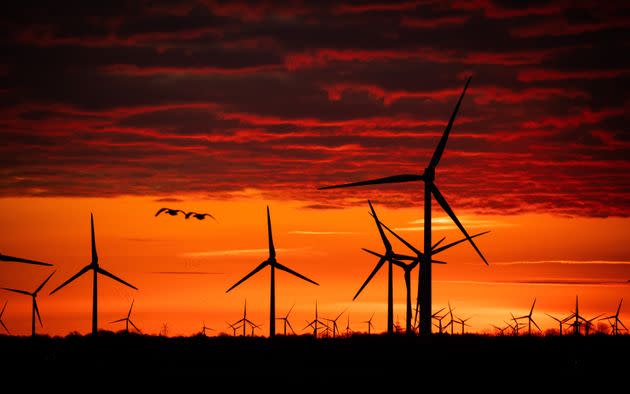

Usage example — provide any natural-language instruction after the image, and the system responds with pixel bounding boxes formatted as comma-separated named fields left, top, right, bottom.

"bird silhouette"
left=185, top=211, right=216, bottom=221
left=155, top=208, right=185, bottom=217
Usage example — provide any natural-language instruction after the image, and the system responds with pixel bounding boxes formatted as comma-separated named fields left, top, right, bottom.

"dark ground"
left=1, top=333, right=628, bottom=387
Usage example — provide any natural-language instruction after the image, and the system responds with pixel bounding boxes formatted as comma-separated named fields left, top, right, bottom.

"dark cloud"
left=1, top=0, right=628, bottom=217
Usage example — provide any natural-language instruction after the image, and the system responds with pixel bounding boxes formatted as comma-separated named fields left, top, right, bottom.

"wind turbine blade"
left=274, top=262, right=319, bottom=286
left=619, top=320, right=627, bottom=330
left=428, top=77, right=471, bottom=169
left=353, top=257, right=386, bottom=301
left=319, top=174, right=424, bottom=190
left=35, top=270, right=56, bottom=295
left=127, top=300, right=135, bottom=319
left=0, top=301, right=6, bottom=317
left=286, top=319, right=296, bottom=334
left=376, top=219, right=423, bottom=257
left=110, top=318, right=127, bottom=323
left=129, top=320, right=141, bottom=333
left=226, top=261, right=268, bottom=293
left=616, top=298, right=623, bottom=316
left=90, top=213, right=98, bottom=264
left=432, top=237, right=446, bottom=250
left=431, top=185, right=488, bottom=265
left=432, top=231, right=490, bottom=255
left=34, top=299, right=43, bottom=327
left=368, top=201, right=392, bottom=251
left=267, top=206, right=275, bottom=259
left=50, top=265, right=91, bottom=295
left=545, top=313, right=560, bottom=322
left=0, top=253, right=52, bottom=266
left=530, top=298, right=536, bottom=316
left=532, top=319, right=541, bottom=331
left=1, top=288, right=31, bottom=296
left=0, top=320, right=9, bottom=334
left=286, top=303, right=295, bottom=318
left=97, top=267, right=138, bottom=290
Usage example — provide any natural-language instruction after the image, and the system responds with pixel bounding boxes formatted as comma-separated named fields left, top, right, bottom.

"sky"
left=1, top=0, right=629, bottom=336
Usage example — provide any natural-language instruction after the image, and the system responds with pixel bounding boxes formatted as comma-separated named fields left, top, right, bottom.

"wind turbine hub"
left=424, top=167, right=435, bottom=181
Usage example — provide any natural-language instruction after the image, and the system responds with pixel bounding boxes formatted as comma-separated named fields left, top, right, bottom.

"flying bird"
left=185, top=211, right=216, bottom=221
left=155, top=208, right=185, bottom=217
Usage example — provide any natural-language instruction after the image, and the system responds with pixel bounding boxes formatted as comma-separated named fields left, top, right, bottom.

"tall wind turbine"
left=2, top=270, right=55, bottom=336
left=49, top=214, right=138, bottom=335
left=226, top=206, right=319, bottom=337
left=0, top=301, right=10, bottom=334
left=319, top=77, right=489, bottom=335
left=345, top=314, right=352, bottom=337
left=516, top=299, right=541, bottom=335
left=367, top=216, right=488, bottom=334
left=1, top=253, right=52, bottom=266
left=323, top=309, right=346, bottom=338
left=563, top=296, right=586, bottom=335
left=110, top=300, right=141, bottom=333
left=232, top=299, right=257, bottom=336
left=600, top=299, right=626, bottom=335
left=456, top=316, right=472, bottom=334
left=546, top=313, right=568, bottom=336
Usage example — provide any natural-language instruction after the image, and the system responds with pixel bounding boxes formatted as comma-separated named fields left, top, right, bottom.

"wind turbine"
left=563, top=296, right=586, bottom=335
left=345, top=314, right=352, bottom=337
left=444, top=302, right=456, bottom=335
left=367, top=216, right=488, bottom=333
left=490, top=324, right=509, bottom=336
left=226, top=321, right=240, bottom=336
left=110, top=300, right=141, bottom=334
left=516, top=299, right=541, bottom=335
left=275, top=304, right=297, bottom=336
left=0, top=253, right=52, bottom=266
left=200, top=322, right=215, bottom=336
left=232, top=300, right=257, bottom=337
left=319, top=77, right=488, bottom=335
left=304, top=301, right=328, bottom=338
left=226, top=207, right=319, bottom=337
left=583, top=313, right=604, bottom=336
left=2, top=270, right=55, bottom=336
left=509, top=313, right=525, bottom=336
left=432, top=308, right=448, bottom=334
left=323, top=309, right=346, bottom=338
left=456, top=316, right=472, bottom=334
left=49, top=214, right=138, bottom=335
left=600, top=299, right=626, bottom=335
left=0, top=301, right=9, bottom=334
left=362, top=313, right=375, bottom=335
left=545, top=313, right=568, bottom=336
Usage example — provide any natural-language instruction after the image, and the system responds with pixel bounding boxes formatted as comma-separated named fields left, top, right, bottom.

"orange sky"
left=1, top=194, right=628, bottom=336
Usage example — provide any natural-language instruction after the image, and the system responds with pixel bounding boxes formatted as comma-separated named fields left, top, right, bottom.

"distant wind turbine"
left=226, top=206, right=319, bottom=337
left=490, top=324, right=509, bottom=336
left=345, top=314, right=352, bottom=337
left=0, top=301, right=9, bottom=334
left=319, top=77, right=489, bottom=335
left=600, top=299, right=626, bottom=335
left=200, top=322, right=215, bottom=336
left=304, top=301, right=328, bottom=338
left=2, top=270, right=55, bottom=336
left=363, top=313, right=375, bottom=335
left=456, top=316, right=472, bottom=335
left=49, top=214, right=138, bottom=335
left=0, top=253, right=52, bottom=266
left=110, top=300, right=141, bottom=334
left=545, top=313, right=569, bottom=336
left=516, top=299, right=541, bottom=335
left=275, top=304, right=296, bottom=336
left=232, top=300, right=258, bottom=337
left=563, top=296, right=586, bottom=335
left=323, top=309, right=346, bottom=338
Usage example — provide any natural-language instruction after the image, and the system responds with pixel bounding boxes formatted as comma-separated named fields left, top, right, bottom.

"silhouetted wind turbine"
left=0, top=301, right=9, bottom=334
left=432, top=308, right=448, bottom=334
left=232, top=300, right=257, bottom=336
left=345, top=314, right=352, bottom=336
left=304, top=301, right=327, bottom=338
left=200, top=322, right=215, bottom=336
left=545, top=313, right=567, bottom=335
left=363, top=313, right=375, bottom=335
left=319, top=77, right=488, bottom=335
left=490, top=324, right=509, bottom=336
left=0, top=253, right=52, bottom=266
left=110, top=300, right=141, bottom=333
left=2, top=270, right=55, bottom=336
left=600, top=299, right=626, bottom=335
left=563, top=296, right=586, bottom=335
left=516, top=299, right=541, bottom=335
left=444, top=302, right=456, bottom=335
left=583, top=313, right=604, bottom=336
left=226, top=207, right=319, bottom=337
left=369, top=216, right=488, bottom=333
left=323, top=309, right=346, bottom=338
left=275, top=304, right=296, bottom=336
left=509, top=313, right=525, bottom=336
left=456, top=316, right=472, bottom=334
left=49, top=214, right=138, bottom=335
left=226, top=321, right=240, bottom=336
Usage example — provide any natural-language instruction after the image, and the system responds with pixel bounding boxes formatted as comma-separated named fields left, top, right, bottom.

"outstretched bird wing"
left=155, top=208, right=168, bottom=216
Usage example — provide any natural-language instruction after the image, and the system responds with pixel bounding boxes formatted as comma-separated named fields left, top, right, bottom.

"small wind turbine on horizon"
left=516, top=299, right=541, bottom=335
left=563, top=296, right=586, bottom=335
left=0, top=301, right=9, bottom=334
left=545, top=313, right=569, bottom=336
left=490, top=324, right=509, bottom=336
left=232, top=300, right=258, bottom=337
left=2, top=270, right=55, bottom=336
left=323, top=309, right=346, bottom=338
left=432, top=308, right=448, bottom=334
left=304, top=301, right=328, bottom=338
left=110, top=300, right=141, bottom=334
left=275, top=304, right=296, bottom=336
left=226, top=321, right=240, bottom=336
left=200, top=322, right=215, bottom=336
left=226, top=206, right=319, bottom=338
left=600, top=299, right=626, bottom=335
left=345, top=314, right=352, bottom=337
left=363, top=313, right=375, bottom=335
left=456, top=316, right=472, bottom=334
left=319, top=77, right=489, bottom=335
left=49, top=214, right=138, bottom=335
left=0, top=252, right=52, bottom=266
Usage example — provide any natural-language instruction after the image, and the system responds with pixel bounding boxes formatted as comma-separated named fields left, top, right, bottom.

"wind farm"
left=1, top=0, right=629, bottom=384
